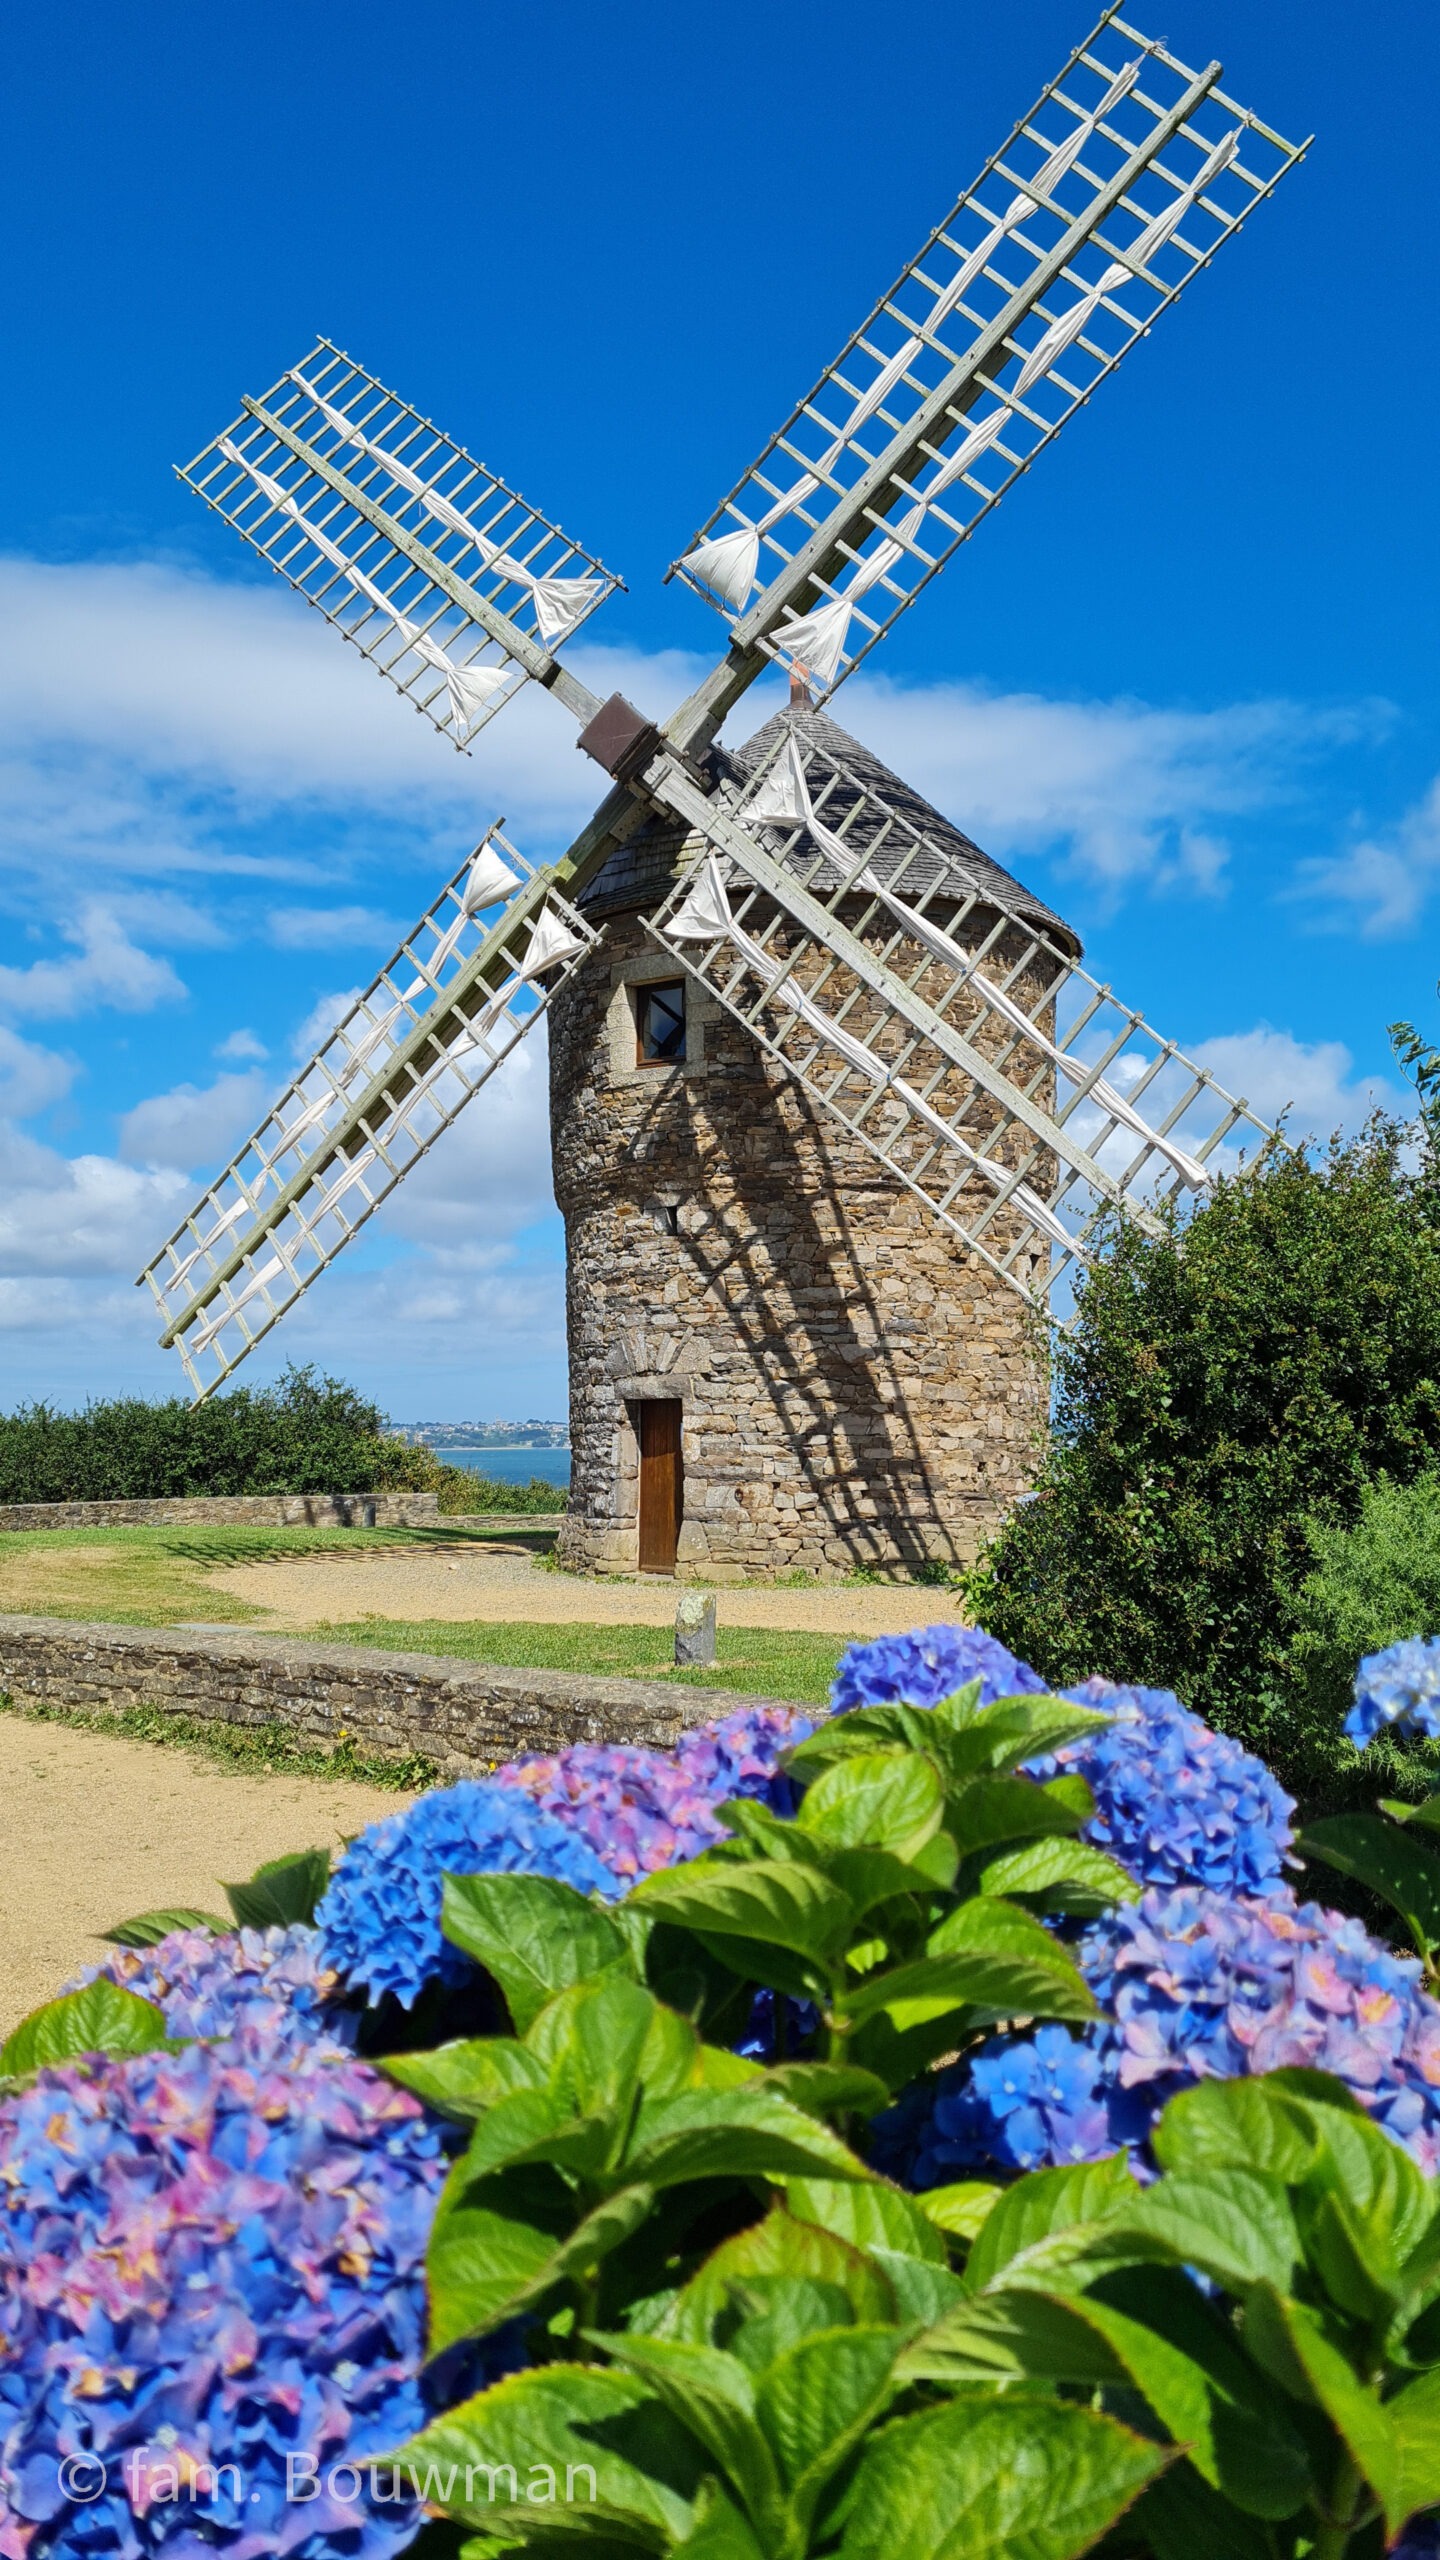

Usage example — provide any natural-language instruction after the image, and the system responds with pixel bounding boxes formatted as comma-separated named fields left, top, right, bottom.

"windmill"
left=140, top=8, right=1306, bottom=1580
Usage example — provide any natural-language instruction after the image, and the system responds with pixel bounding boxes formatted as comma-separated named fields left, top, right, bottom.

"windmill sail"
left=179, top=340, right=621, bottom=752
left=138, top=836, right=598, bottom=1398
left=671, top=10, right=1305, bottom=710
left=646, top=726, right=1273, bottom=1311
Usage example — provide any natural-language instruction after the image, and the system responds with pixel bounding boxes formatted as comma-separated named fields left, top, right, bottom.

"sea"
left=436, top=1446, right=571, bottom=1489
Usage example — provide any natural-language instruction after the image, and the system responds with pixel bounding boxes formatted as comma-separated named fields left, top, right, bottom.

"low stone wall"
left=0, top=1615, right=789, bottom=1778
left=0, top=1493, right=441, bottom=1533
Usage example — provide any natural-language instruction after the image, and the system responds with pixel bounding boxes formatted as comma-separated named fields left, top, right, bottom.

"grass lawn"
left=0, top=1520, right=552, bottom=1627
left=314, top=1615, right=845, bottom=1705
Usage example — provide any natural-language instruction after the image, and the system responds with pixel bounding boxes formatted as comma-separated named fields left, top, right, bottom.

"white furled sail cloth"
left=290, top=373, right=603, bottom=645
left=680, top=61, right=1147, bottom=619
left=1015, top=129, right=1239, bottom=394
left=663, top=851, right=1073, bottom=1251
left=220, top=438, right=509, bottom=742
left=747, top=731, right=1209, bottom=1190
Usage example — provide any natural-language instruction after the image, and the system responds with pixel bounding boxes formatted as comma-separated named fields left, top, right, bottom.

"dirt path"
left=212, top=1543, right=967, bottom=1635
left=0, top=1716, right=413, bottom=2032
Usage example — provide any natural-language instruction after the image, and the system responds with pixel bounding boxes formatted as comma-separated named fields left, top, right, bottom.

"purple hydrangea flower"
left=316, top=1780, right=619, bottom=2009
left=830, top=1625, right=1047, bottom=1714
left=0, top=2040, right=447, bottom=2560
left=1347, top=1636, right=1440, bottom=1746
left=69, top=1926, right=354, bottom=2062
left=872, top=1885, right=1440, bottom=2187
left=493, top=1706, right=815, bottom=1887
left=1046, top=1679, right=1295, bottom=1898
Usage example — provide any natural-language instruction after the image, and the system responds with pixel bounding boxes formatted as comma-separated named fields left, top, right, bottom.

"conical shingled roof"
left=576, top=701, right=1080, bottom=957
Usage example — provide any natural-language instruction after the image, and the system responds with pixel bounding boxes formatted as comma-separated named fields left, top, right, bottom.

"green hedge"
left=0, top=1366, right=436, bottom=1504
left=964, top=1119, right=1440, bottom=1808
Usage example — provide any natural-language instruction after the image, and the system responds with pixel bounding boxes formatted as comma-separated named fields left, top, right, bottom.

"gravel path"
left=0, top=1716, right=412, bottom=2032
left=211, top=1542, right=966, bottom=1635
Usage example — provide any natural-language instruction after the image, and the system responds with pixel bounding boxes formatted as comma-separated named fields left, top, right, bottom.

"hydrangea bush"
left=72, top=1924, right=354, bottom=2061
left=0, top=2040, right=447, bottom=2560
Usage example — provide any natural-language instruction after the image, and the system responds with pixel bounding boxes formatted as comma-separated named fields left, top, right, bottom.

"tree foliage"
left=964, top=1123, right=1440, bottom=1805
left=0, top=1363, right=432, bottom=1503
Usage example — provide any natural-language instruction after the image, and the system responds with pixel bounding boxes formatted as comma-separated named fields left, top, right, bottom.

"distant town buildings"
left=389, top=1419, right=570, bottom=1450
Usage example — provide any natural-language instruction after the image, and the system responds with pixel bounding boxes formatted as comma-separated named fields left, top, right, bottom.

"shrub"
left=964, top=1121, right=1440, bottom=1806
left=436, top=1469, right=567, bottom=1513
left=0, top=1363, right=425, bottom=1502
left=1288, top=1474, right=1440, bottom=1798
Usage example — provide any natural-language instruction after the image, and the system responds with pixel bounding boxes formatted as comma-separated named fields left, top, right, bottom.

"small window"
left=636, top=980, right=686, bottom=1067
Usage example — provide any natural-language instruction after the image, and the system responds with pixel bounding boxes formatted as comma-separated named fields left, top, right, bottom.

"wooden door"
left=637, top=1400, right=683, bottom=1575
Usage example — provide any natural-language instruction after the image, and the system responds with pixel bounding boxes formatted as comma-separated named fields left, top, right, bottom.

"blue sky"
left=1, top=0, right=1435, bottom=1424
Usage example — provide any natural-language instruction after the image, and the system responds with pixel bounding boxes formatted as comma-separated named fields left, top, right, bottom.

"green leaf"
left=628, top=1860, right=854, bottom=1968
left=383, top=2039, right=547, bottom=2121
left=222, top=1846, right=331, bottom=1929
left=626, top=2086, right=873, bottom=2190
left=974, top=1838, right=1137, bottom=1911
left=964, top=2154, right=1142, bottom=2296
left=391, top=2362, right=696, bottom=2538
left=666, top=2205, right=897, bottom=2342
left=98, top=1908, right=227, bottom=1946
left=904, top=2277, right=1309, bottom=2522
left=824, top=1846, right=950, bottom=1919
left=927, top=1696, right=1111, bottom=1778
left=786, top=1703, right=951, bottom=1774
left=833, top=2390, right=1170, bottom=2560
left=1382, top=1792, right=1440, bottom=1832
left=1242, top=2284, right=1399, bottom=2527
left=589, top=2334, right=781, bottom=2531
left=945, top=1775, right=1086, bottom=1863
left=1389, top=2366, right=1440, bottom=2539
left=440, top=1874, right=634, bottom=2036
left=0, top=1982, right=174, bottom=2078
left=1299, top=1813, right=1440, bottom=1957
left=916, top=2183, right=1001, bottom=2241
left=763, top=2062, right=893, bottom=2120
left=1153, top=2078, right=1322, bottom=2183
left=784, top=2175, right=948, bottom=2266
left=840, top=1948, right=1096, bottom=2034
left=428, top=2171, right=655, bottom=2353
left=797, top=1751, right=945, bottom=1861
left=756, top=2326, right=903, bottom=2528
left=1084, top=2170, right=1303, bottom=2297
left=926, top=1892, right=1092, bottom=1974
left=674, top=2481, right=767, bottom=2560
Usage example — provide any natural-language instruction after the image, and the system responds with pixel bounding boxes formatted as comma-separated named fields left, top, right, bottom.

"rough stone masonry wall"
left=0, top=1615, right=787, bottom=1779
left=0, top=1494, right=441, bottom=1533
left=549, top=907, right=1047, bottom=1583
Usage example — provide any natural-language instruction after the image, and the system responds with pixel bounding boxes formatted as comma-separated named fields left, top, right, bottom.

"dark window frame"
left=635, top=978, right=687, bottom=1068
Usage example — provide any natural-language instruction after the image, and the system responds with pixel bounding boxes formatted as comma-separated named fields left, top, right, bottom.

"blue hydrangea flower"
left=830, top=1625, right=1047, bottom=1714
left=70, top=1925, right=353, bottom=2061
left=316, top=1780, right=618, bottom=2008
left=0, top=2040, right=448, bottom=2560
left=1045, top=1678, right=1296, bottom=1897
left=1347, top=1636, right=1440, bottom=1745
left=871, top=1884, right=1440, bottom=2187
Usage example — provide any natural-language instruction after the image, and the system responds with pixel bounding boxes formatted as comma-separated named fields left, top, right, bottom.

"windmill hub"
left=139, top=10, right=1304, bottom=1581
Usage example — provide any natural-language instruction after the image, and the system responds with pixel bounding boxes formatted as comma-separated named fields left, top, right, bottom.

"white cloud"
left=214, top=1026, right=268, bottom=1062
left=268, top=904, right=401, bottom=950
left=290, top=987, right=362, bottom=1058
left=0, top=908, right=186, bottom=1020
left=117, top=1070, right=268, bottom=1173
left=1292, top=775, right=1440, bottom=940
left=0, top=1121, right=189, bottom=1280
left=0, top=1027, right=75, bottom=1119
left=1192, top=1025, right=1401, bottom=1144
left=833, top=673, right=1381, bottom=900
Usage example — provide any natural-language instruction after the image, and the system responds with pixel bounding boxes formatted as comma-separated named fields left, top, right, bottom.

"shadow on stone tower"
left=550, top=702, right=1081, bottom=1583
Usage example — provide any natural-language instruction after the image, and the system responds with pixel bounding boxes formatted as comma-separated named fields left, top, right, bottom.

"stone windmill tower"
left=140, top=9, right=1304, bottom=1580
left=550, top=701, right=1082, bottom=1580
